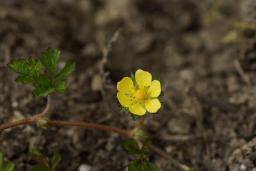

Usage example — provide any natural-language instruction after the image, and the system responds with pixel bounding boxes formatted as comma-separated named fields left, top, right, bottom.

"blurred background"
left=1, top=0, right=256, bottom=170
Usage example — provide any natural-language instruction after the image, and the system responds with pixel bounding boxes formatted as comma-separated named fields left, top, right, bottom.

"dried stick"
left=148, top=144, right=191, bottom=171
left=234, top=59, right=251, bottom=86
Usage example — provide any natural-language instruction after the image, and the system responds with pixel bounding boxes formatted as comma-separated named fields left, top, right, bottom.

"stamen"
left=134, top=89, right=145, bottom=100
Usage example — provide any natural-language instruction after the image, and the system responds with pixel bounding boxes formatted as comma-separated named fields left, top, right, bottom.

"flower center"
left=134, top=89, right=145, bottom=100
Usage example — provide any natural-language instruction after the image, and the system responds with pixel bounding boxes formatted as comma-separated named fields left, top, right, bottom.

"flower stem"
left=136, top=117, right=145, bottom=128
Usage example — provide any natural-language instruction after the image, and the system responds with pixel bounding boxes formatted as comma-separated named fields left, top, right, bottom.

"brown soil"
left=1, top=0, right=256, bottom=171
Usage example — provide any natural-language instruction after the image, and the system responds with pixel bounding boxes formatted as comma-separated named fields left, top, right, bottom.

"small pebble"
left=78, top=164, right=92, bottom=171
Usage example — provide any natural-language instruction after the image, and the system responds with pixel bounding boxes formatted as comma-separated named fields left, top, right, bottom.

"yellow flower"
left=117, top=69, right=161, bottom=116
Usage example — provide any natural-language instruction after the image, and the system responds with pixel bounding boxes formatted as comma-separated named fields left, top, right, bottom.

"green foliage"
left=120, top=107, right=129, bottom=113
left=50, top=153, right=61, bottom=171
left=0, top=153, right=3, bottom=169
left=0, top=151, right=15, bottom=171
left=39, top=49, right=60, bottom=74
left=122, top=139, right=158, bottom=171
left=8, top=48, right=75, bottom=98
left=122, top=139, right=141, bottom=155
left=9, top=58, right=43, bottom=83
left=55, top=61, right=75, bottom=80
left=32, top=75, right=55, bottom=97
left=128, top=160, right=158, bottom=171
left=31, top=165, right=49, bottom=171
left=130, top=73, right=136, bottom=85
left=131, top=115, right=141, bottom=121
left=30, top=149, right=61, bottom=171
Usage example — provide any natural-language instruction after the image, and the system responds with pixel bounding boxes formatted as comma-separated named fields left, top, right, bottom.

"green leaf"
left=0, top=152, right=3, bottom=169
left=120, top=107, right=128, bottom=113
left=53, top=80, right=67, bottom=93
left=122, top=139, right=141, bottom=155
left=32, top=76, right=55, bottom=97
left=31, top=164, right=49, bottom=171
left=56, top=61, right=75, bottom=80
left=8, top=58, right=43, bottom=81
left=30, top=149, right=43, bottom=158
left=128, top=160, right=141, bottom=171
left=16, top=75, right=34, bottom=83
left=131, top=73, right=136, bottom=86
left=128, top=160, right=158, bottom=171
left=39, top=49, right=61, bottom=74
left=141, top=143, right=150, bottom=154
left=143, top=162, right=158, bottom=171
left=3, top=162, right=15, bottom=171
left=0, top=152, right=15, bottom=171
left=8, top=58, right=26, bottom=73
left=131, top=115, right=141, bottom=121
left=30, top=149, right=48, bottom=167
left=50, top=153, right=61, bottom=171
left=9, top=49, right=75, bottom=97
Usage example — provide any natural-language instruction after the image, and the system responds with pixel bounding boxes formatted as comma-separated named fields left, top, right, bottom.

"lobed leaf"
left=128, top=160, right=158, bottom=171
left=39, top=49, right=61, bottom=74
left=31, top=164, right=49, bottom=171
left=30, top=149, right=49, bottom=167
left=143, top=162, right=158, bottom=171
left=122, top=139, right=141, bottom=155
left=9, top=48, right=75, bottom=97
left=2, top=162, right=15, bottom=171
left=55, top=60, right=75, bottom=80
left=32, top=76, right=55, bottom=97
left=50, top=153, right=61, bottom=171
left=16, top=75, right=34, bottom=83
left=0, top=152, right=3, bottom=169
left=53, top=80, right=67, bottom=93
left=128, top=160, right=141, bottom=171
left=8, top=58, right=43, bottom=81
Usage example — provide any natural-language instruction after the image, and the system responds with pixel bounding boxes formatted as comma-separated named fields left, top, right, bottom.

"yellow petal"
left=117, top=92, right=132, bottom=107
left=148, top=80, right=161, bottom=97
left=145, top=99, right=161, bottom=113
left=129, top=104, right=146, bottom=115
left=135, top=69, right=152, bottom=89
left=117, top=77, right=134, bottom=93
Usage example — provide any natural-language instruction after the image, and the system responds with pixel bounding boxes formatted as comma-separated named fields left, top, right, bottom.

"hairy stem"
left=0, top=119, right=130, bottom=136
left=0, top=118, right=34, bottom=130
left=136, top=117, right=145, bottom=128
left=0, top=118, right=190, bottom=171
left=31, top=95, right=51, bottom=121
left=0, top=95, right=191, bottom=171
left=48, top=120, right=131, bottom=137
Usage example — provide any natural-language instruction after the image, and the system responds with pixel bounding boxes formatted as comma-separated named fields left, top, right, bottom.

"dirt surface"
left=1, top=0, right=256, bottom=171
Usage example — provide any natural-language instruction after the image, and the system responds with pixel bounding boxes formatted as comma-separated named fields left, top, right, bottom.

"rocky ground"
left=1, top=0, right=256, bottom=171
